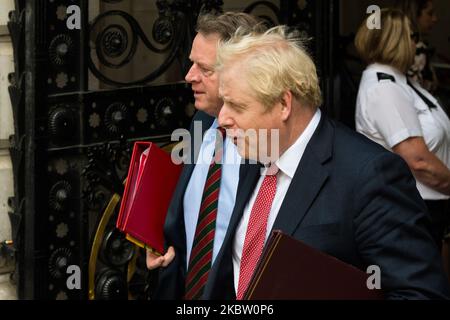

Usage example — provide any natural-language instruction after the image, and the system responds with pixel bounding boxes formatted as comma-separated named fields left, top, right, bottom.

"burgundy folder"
left=244, top=230, right=384, bottom=300
left=116, top=142, right=182, bottom=255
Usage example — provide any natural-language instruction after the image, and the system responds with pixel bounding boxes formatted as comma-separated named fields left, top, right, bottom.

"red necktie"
left=236, top=163, right=279, bottom=300
left=185, top=127, right=226, bottom=300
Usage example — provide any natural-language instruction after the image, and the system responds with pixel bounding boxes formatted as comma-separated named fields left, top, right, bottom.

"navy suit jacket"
left=153, top=111, right=216, bottom=299
left=202, top=114, right=450, bottom=300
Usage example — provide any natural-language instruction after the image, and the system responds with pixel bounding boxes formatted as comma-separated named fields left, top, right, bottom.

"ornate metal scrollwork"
left=152, top=17, right=174, bottom=45
left=244, top=1, right=280, bottom=28
left=153, top=97, right=176, bottom=128
left=95, top=268, right=128, bottom=300
left=88, top=1, right=224, bottom=86
left=100, top=228, right=134, bottom=267
left=82, top=142, right=131, bottom=210
left=48, top=105, right=78, bottom=143
left=49, top=34, right=74, bottom=66
left=49, top=180, right=72, bottom=212
left=48, top=247, right=73, bottom=280
left=104, top=102, right=130, bottom=134
left=88, top=9, right=186, bottom=86
left=100, top=24, right=128, bottom=59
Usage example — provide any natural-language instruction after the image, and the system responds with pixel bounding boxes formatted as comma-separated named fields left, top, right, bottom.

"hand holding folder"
left=116, top=142, right=182, bottom=255
left=244, top=230, right=384, bottom=300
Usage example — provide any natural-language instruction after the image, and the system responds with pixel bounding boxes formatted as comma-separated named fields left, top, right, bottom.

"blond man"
left=202, top=26, right=450, bottom=299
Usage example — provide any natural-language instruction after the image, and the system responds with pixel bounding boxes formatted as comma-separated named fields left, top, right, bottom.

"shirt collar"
left=205, top=118, right=219, bottom=141
left=273, top=108, right=321, bottom=179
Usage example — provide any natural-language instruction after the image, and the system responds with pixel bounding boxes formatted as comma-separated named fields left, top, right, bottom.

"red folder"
left=116, top=142, right=182, bottom=255
left=244, top=230, right=384, bottom=300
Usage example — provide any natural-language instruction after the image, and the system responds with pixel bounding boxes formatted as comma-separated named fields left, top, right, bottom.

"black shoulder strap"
left=406, top=80, right=437, bottom=110
left=377, top=72, right=396, bottom=82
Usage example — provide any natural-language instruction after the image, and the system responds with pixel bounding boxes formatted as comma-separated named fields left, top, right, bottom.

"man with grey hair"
left=203, top=26, right=450, bottom=299
left=147, top=12, right=266, bottom=300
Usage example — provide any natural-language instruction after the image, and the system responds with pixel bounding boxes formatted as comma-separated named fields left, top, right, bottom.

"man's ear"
left=280, top=90, right=293, bottom=121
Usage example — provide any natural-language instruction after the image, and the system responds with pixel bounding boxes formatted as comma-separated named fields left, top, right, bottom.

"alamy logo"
left=66, top=5, right=81, bottom=30
left=366, top=265, right=381, bottom=290
left=66, top=265, right=81, bottom=290
left=170, top=121, right=280, bottom=166
left=366, top=5, right=381, bottom=30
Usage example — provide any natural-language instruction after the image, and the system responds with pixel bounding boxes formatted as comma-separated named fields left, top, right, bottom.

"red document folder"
left=244, top=230, right=384, bottom=300
left=116, top=142, right=182, bottom=255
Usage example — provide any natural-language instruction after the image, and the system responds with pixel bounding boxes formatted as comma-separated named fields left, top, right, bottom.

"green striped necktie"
left=185, top=127, right=226, bottom=300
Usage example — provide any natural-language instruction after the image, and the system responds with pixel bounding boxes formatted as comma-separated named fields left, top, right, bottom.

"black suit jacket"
left=203, top=114, right=450, bottom=300
left=153, top=111, right=216, bottom=299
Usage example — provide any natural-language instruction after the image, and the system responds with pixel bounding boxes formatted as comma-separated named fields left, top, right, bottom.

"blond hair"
left=216, top=25, right=322, bottom=110
left=355, top=8, right=414, bottom=73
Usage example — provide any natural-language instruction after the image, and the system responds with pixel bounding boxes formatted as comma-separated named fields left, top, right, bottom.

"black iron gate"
left=7, top=0, right=337, bottom=299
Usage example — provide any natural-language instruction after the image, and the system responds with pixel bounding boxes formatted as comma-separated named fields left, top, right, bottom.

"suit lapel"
left=224, top=162, right=261, bottom=245
left=172, top=164, right=196, bottom=216
left=272, top=155, right=329, bottom=235
left=272, top=115, right=333, bottom=235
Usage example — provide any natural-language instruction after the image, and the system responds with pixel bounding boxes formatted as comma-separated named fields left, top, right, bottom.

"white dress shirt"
left=232, top=109, right=322, bottom=292
left=356, top=63, right=450, bottom=200
left=184, top=119, right=241, bottom=268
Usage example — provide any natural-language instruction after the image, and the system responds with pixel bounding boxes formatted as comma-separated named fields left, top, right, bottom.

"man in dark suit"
left=203, top=25, right=450, bottom=299
left=147, top=13, right=265, bottom=299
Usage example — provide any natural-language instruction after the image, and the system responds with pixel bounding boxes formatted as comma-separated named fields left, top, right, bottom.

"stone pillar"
left=0, top=0, right=17, bottom=300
